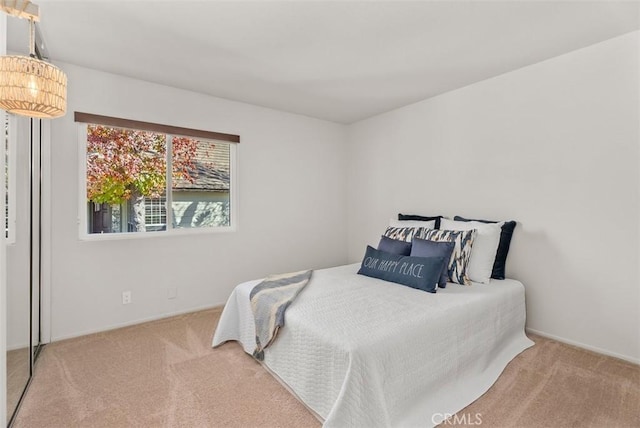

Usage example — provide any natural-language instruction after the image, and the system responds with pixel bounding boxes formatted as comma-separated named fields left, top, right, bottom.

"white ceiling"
left=7, top=0, right=640, bottom=124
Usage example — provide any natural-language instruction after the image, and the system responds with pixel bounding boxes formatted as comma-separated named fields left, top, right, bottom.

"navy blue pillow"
left=357, top=246, right=445, bottom=293
left=377, top=235, right=412, bottom=256
left=398, top=213, right=443, bottom=229
left=454, top=216, right=516, bottom=280
left=410, top=238, right=455, bottom=289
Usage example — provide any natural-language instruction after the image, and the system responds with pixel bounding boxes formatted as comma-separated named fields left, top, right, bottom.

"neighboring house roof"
left=173, top=141, right=230, bottom=192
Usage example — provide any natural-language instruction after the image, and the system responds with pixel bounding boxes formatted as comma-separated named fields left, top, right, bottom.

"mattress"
left=213, top=263, right=534, bottom=427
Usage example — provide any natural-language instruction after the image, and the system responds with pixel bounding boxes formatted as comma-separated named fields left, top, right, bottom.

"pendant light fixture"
left=0, top=0, right=67, bottom=118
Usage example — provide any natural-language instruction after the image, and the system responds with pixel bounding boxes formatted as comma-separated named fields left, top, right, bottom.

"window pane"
left=171, top=137, right=230, bottom=228
left=86, top=125, right=166, bottom=234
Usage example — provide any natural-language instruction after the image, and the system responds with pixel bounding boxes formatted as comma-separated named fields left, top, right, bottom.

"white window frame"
left=144, top=195, right=167, bottom=231
left=77, top=123, right=238, bottom=240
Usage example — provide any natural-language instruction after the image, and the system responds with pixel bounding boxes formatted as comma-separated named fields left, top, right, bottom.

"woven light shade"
left=0, top=55, right=67, bottom=118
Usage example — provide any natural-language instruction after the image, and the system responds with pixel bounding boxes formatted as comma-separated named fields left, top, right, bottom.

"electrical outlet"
left=122, top=291, right=132, bottom=305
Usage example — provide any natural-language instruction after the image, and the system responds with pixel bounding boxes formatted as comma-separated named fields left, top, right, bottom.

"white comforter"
left=213, top=263, right=533, bottom=427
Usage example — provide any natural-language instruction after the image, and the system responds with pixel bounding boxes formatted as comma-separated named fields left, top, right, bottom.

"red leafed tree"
left=86, top=125, right=203, bottom=232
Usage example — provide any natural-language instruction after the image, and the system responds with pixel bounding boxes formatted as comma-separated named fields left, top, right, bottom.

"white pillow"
left=439, top=218, right=503, bottom=284
left=389, top=219, right=436, bottom=229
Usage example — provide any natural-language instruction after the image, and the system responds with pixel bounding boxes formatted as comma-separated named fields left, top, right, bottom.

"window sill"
left=78, top=224, right=236, bottom=241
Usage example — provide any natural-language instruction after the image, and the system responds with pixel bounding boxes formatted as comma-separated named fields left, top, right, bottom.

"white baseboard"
left=526, top=328, right=639, bottom=365
left=6, top=343, right=29, bottom=352
left=49, top=303, right=226, bottom=344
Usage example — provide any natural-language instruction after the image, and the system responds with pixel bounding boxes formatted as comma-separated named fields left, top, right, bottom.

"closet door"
left=5, top=115, right=31, bottom=426
left=30, top=118, right=43, bottom=363
left=5, top=116, right=42, bottom=427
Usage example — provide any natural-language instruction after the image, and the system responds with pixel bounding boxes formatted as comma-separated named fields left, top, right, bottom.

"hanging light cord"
left=29, top=17, right=36, bottom=58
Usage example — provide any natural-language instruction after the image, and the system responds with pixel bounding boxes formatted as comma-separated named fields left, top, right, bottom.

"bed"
left=212, top=263, right=533, bottom=427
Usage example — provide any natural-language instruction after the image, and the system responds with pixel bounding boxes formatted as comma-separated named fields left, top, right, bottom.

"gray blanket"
left=250, top=270, right=312, bottom=361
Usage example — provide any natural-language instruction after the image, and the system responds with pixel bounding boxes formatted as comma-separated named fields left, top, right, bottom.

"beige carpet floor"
left=13, top=308, right=640, bottom=428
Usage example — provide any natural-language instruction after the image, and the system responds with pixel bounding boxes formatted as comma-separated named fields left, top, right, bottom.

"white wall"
left=346, top=31, right=640, bottom=363
left=49, top=63, right=348, bottom=341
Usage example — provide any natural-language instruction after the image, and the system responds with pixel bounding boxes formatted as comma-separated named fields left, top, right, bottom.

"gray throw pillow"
left=358, top=245, right=445, bottom=293
left=410, top=238, right=455, bottom=288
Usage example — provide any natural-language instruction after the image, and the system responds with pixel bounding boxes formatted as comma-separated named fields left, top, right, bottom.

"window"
left=144, top=196, right=167, bottom=231
left=77, top=113, right=239, bottom=237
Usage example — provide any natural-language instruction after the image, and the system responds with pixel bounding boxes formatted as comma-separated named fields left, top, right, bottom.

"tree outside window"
left=85, top=124, right=231, bottom=234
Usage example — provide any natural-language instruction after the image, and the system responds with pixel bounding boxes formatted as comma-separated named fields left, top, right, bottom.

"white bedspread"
left=213, top=263, right=533, bottom=427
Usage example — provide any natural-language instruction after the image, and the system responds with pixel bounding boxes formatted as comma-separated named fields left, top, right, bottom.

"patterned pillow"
left=383, top=226, right=424, bottom=243
left=416, top=228, right=476, bottom=285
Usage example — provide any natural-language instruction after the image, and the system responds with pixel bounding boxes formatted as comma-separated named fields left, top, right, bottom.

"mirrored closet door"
left=5, top=113, right=43, bottom=427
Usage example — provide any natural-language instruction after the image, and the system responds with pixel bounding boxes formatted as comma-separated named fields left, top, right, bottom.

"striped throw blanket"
left=250, top=270, right=312, bottom=361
